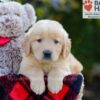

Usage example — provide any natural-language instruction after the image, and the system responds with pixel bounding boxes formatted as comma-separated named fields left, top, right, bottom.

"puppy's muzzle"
left=43, top=50, right=52, bottom=59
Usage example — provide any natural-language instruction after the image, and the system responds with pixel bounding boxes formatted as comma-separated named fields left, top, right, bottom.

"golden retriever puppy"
left=19, top=20, right=83, bottom=95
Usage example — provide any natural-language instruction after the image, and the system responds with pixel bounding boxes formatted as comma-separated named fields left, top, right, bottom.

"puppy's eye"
left=54, top=40, right=59, bottom=44
left=36, top=39, right=42, bottom=43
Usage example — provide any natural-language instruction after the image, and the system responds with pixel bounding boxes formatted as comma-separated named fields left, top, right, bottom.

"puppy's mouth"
left=34, top=50, right=57, bottom=63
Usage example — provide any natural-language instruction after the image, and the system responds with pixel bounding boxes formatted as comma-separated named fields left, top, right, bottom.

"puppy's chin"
left=35, top=56, right=59, bottom=63
left=40, top=59, right=52, bottom=63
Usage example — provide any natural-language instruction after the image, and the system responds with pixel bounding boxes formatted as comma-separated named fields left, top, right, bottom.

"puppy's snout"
left=43, top=50, right=52, bottom=59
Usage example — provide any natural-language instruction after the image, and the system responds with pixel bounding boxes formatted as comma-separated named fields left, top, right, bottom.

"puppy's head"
left=23, top=20, right=71, bottom=62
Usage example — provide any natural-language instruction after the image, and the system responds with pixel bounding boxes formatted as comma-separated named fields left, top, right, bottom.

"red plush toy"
left=0, top=74, right=83, bottom=100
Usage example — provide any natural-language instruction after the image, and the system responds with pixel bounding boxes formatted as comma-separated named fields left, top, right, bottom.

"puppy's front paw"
left=31, top=79, right=45, bottom=95
left=48, top=76, right=63, bottom=94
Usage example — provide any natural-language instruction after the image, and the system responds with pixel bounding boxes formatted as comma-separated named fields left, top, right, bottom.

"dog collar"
left=0, top=36, right=11, bottom=46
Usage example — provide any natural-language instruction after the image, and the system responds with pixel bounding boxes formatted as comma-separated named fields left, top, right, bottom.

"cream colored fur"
left=19, top=20, right=83, bottom=96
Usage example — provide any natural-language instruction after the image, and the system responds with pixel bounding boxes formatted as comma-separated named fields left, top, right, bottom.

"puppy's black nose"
left=43, top=50, right=52, bottom=59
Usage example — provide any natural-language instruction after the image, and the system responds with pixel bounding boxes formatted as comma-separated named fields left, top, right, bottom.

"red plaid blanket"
left=0, top=74, right=83, bottom=100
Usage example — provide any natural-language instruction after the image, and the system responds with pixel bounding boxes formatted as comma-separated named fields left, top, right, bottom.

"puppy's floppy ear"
left=62, top=35, right=71, bottom=59
left=22, top=33, right=31, bottom=56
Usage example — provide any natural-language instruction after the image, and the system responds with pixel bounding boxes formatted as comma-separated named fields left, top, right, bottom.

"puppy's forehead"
left=30, top=20, right=68, bottom=39
left=32, top=28, right=64, bottom=40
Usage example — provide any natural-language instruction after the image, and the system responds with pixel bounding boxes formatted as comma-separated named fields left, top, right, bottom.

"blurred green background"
left=15, top=0, right=100, bottom=99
